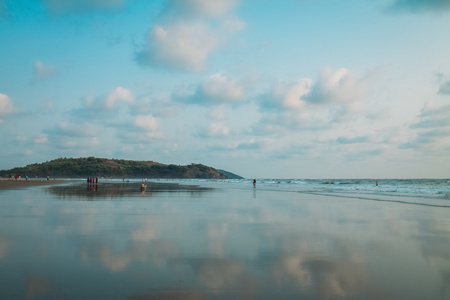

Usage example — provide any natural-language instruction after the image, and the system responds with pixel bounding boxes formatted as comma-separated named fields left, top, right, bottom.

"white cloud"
left=233, top=138, right=273, bottom=151
left=208, top=105, right=226, bottom=120
left=135, top=0, right=243, bottom=72
left=44, top=121, right=97, bottom=141
left=131, top=95, right=179, bottom=118
left=136, top=22, right=218, bottom=72
left=197, top=73, right=245, bottom=103
left=260, top=68, right=367, bottom=112
left=134, top=115, right=158, bottom=130
left=261, top=79, right=311, bottom=111
left=134, top=115, right=160, bottom=138
left=34, top=134, right=49, bottom=144
left=306, top=68, right=366, bottom=109
left=0, top=93, right=14, bottom=123
left=76, top=87, right=134, bottom=120
left=48, top=136, right=100, bottom=150
left=165, top=0, right=238, bottom=19
left=256, top=68, right=372, bottom=131
left=104, top=87, right=133, bottom=109
left=207, top=122, right=229, bottom=137
left=174, top=73, right=249, bottom=105
left=0, top=93, right=13, bottom=115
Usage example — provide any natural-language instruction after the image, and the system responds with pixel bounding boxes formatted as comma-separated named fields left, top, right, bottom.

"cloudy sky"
left=1, top=0, right=449, bottom=179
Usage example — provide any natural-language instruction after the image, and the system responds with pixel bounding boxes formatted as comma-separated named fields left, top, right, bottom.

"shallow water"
left=1, top=181, right=450, bottom=299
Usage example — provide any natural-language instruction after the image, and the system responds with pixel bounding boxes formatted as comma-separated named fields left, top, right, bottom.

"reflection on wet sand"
left=48, top=181, right=212, bottom=199
left=1, top=183, right=450, bottom=299
left=0, top=234, right=9, bottom=260
left=25, top=273, right=61, bottom=299
left=78, top=239, right=180, bottom=272
left=130, top=290, right=207, bottom=300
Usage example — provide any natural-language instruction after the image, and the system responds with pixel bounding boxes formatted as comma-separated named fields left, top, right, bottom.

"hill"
left=0, top=157, right=239, bottom=179
left=217, top=169, right=243, bottom=179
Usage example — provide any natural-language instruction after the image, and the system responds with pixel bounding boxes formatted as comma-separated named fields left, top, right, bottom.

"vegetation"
left=0, top=157, right=239, bottom=179
left=217, top=169, right=243, bottom=179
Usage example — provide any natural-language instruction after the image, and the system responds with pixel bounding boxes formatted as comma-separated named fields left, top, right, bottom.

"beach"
left=0, top=178, right=69, bottom=190
left=0, top=180, right=449, bottom=299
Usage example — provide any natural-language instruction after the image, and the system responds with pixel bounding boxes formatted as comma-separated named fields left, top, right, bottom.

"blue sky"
left=1, top=0, right=449, bottom=178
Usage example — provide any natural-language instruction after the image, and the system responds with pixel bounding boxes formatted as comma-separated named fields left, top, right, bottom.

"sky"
left=0, top=0, right=449, bottom=179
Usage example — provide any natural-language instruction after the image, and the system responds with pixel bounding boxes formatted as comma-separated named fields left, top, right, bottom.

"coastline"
left=0, top=178, right=70, bottom=190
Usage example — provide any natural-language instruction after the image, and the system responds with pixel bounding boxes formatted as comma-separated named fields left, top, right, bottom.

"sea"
left=149, top=178, right=450, bottom=205
left=98, top=177, right=449, bottom=194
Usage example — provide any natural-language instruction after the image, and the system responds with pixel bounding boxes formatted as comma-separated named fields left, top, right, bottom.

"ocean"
left=178, top=177, right=449, bottom=192
left=162, top=178, right=450, bottom=205
left=102, top=177, right=450, bottom=195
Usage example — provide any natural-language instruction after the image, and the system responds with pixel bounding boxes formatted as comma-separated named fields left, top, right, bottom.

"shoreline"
left=0, top=178, right=71, bottom=190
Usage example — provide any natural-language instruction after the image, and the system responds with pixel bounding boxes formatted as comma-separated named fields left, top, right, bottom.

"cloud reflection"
left=25, top=273, right=62, bottom=299
left=130, top=289, right=207, bottom=300
left=78, top=239, right=180, bottom=272
left=0, top=234, right=9, bottom=260
left=2, top=184, right=450, bottom=299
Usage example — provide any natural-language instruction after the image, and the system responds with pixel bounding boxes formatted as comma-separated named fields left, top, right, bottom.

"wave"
left=166, top=178, right=450, bottom=202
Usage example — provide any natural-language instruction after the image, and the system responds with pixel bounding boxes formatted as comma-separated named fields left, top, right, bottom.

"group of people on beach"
left=8, top=174, right=29, bottom=181
left=87, top=177, right=98, bottom=184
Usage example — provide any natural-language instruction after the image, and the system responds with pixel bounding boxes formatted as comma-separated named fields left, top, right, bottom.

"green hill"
left=217, top=169, right=243, bottom=179
left=0, top=157, right=239, bottom=179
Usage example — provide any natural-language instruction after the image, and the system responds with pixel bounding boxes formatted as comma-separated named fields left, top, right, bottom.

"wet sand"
left=1, top=181, right=450, bottom=299
left=0, top=178, right=69, bottom=190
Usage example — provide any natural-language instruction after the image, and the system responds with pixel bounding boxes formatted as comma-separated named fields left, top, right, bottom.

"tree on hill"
left=0, top=157, right=239, bottom=179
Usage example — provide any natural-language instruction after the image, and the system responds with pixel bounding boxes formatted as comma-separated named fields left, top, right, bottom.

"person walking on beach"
left=253, top=179, right=256, bottom=188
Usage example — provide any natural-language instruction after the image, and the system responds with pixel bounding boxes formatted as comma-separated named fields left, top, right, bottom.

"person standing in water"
left=253, top=179, right=256, bottom=188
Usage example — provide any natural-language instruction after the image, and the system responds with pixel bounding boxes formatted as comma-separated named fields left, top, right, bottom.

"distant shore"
left=0, top=178, right=70, bottom=190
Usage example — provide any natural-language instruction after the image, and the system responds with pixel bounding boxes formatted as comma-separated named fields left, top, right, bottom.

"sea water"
left=186, top=178, right=450, bottom=194
left=168, top=178, right=450, bottom=204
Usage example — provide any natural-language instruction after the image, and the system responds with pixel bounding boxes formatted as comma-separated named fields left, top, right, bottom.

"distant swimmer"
left=253, top=179, right=256, bottom=188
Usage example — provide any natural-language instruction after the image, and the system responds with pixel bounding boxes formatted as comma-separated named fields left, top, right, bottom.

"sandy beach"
left=0, top=180, right=449, bottom=299
left=0, top=178, right=68, bottom=190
